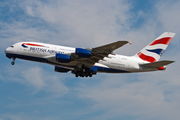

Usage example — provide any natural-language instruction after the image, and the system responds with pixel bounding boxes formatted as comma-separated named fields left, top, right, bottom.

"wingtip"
left=128, top=39, right=133, bottom=45
left=170, top=61, right=175, bottom=63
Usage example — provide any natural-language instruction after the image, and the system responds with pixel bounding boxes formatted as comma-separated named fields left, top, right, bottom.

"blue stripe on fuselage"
left=5, top=53, right=130, bottom=73
left=90, top=66, right=130, bottom=73
left=5, top=53, right=76, bottom=68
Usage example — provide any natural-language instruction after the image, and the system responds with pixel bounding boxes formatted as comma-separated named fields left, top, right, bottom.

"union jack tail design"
left=135, top=32, right=175, bottom=62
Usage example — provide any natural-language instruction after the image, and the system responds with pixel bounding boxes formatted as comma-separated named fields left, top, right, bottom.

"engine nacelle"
left=76, top=48, right=91, bottom=58
left=55, top=66, right=70, bottom=73
left=56, top=53, right=71, bottom=63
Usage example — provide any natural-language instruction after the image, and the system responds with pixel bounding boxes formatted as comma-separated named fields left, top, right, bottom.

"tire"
left=75, top=74, right=78, bottom=77
left=11, top=61, right=15, bottom=65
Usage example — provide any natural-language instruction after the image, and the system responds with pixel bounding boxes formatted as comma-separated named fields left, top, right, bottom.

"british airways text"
left=30, top=47, right=64, bottom=54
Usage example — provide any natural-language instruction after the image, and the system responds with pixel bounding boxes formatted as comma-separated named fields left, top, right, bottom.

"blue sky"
left=1, top=0, right=180, bottom=120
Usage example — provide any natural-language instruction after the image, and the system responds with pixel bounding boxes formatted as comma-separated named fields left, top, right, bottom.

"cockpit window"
left=10, top=46, right=14, bottom=48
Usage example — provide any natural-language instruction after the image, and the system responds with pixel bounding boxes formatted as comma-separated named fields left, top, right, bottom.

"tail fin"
left=135, top=32, right=175, bottom=62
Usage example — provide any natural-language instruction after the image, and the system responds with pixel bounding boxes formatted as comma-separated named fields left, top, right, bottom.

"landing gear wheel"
left=11, top=61, right=15, bottom=65
left=74, top=69, right=95, bottom=78
left=89, top=73, right=92, bottom=77
left=75, top=74, right=78, bottom=77
left=81, top=74, right=84, bottom=77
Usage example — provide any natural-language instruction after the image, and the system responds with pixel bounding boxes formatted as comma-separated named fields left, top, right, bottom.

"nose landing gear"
left=11, top=58, right=16, bottom=65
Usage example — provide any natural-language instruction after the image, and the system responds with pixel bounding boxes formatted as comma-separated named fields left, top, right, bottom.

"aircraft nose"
left=5, top=47, right=12, bottom=54
left=5, top=47, right=9, bottom=54
left=5, top=47, right=14, bottom=59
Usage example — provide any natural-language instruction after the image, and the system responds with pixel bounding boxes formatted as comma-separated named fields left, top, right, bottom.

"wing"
left=92, top=41, right=129, bottom=52
left=74, top=41, right=130, bottom=68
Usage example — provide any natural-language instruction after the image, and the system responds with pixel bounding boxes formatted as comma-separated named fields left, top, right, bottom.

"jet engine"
left=54, top=66, right=70, bottom=73
left=56, top=53, right=71, bottom=63
left=75, top=48, right=91, bottom=58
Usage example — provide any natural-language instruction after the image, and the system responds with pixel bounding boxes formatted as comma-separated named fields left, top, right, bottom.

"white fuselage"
left=5, top=42, right=159, bottom=73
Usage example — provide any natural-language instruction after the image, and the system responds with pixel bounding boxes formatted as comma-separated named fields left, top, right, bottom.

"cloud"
left=156, top=0, right=180, bottom=32
left=1, top=0, right=134, bottom=49
left=21, top=66, right=45, bottom=89
left=1, top=62, right=68, bottom=97
left=0, top=113, right=31, bottom=120
left=75, top=72, right=180, bottom=120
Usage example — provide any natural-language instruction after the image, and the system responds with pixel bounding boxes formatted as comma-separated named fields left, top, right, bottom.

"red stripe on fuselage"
left=23, top=43, right=45, bottom=47
left=149, top=37, right=172, bottom=46
left=137, top=52, right=156, bottom=63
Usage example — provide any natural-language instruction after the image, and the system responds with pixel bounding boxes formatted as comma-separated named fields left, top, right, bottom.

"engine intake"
left=56, top=53, right=71, bottom=63
left=76, top=48, right=91, bottom=58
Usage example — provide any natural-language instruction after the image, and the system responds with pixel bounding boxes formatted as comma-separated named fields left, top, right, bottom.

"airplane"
left=5, top=32, right=175, bottom=77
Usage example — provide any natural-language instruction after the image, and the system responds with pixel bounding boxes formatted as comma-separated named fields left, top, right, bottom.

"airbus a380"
left=5, top=32, right=175, bottom=77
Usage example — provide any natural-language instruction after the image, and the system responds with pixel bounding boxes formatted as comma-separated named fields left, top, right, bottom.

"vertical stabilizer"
left=135, top=32, right=175, bottom=62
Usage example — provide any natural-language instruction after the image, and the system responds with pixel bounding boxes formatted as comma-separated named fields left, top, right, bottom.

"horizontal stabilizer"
left=140, top=60, right=175, bottom=68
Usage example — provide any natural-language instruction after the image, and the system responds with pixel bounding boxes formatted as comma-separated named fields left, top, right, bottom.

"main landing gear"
left=73, top=70, right=96, bottom=78
left=75, top=72, right=93, bottom=78
left=11, top=58, right=16, bottom=65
